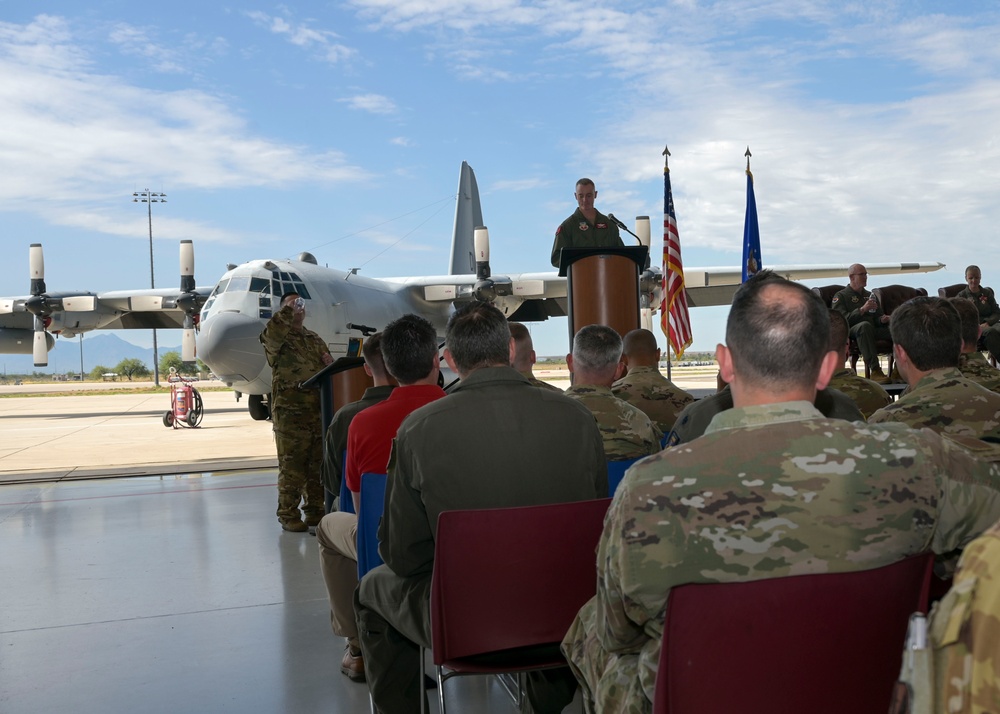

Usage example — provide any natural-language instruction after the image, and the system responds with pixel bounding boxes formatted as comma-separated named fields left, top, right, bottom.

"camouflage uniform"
left=958, top=351, right=1000, bottom=394
left=321, top=385, right=395, bottom=503
left=565, top=384, right=662, bottom=460
left=260, top=304, right=331, bottom=525
left=827, top=367, right=892, bottom=419
left=562, top=401, right=1000, bottom=714
left=550, top=208, right=624, bottom=268
left=868, top=367, right=1000, bottom=441
left=665, top=384, right=863, bottom=446
left=612, top=365, right=694, bottom=434
left=923, top=519, right=1000, bottom=714
left=519, top=369, right=563, bottom=392
left=831, top=285, right=891, bottom=367
left=957, top=286, right=1000, bottom=363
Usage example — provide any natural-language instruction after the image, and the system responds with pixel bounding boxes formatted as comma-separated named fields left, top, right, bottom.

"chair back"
left=357, top=472, right=387, bottom=578
left=938, top=283, right=966, bottom=298
left=653, top=552, right=934, bottom=714
left=338, top=454, right=355, bottom=515
left=811, top=284, right=845, bottom=307
left=607, top=457, right=642, bottom=497
left=872, top=285, right=928, bottom=315
left=431, top=498, right=611, bottom=664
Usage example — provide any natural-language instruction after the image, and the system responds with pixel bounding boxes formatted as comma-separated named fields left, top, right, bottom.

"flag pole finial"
left=663, top=145, right=670, bottom=171
left=745, top=146, right=752, bottom=173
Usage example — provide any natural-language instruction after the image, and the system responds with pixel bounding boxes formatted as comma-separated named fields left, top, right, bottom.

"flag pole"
left=663, top=145, right=672, bottom=381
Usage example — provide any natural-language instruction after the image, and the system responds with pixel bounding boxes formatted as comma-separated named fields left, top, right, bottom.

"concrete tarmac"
left=0, top=385, right=277, bottom=485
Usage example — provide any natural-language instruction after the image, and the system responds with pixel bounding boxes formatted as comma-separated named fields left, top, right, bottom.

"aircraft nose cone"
left=199, top=311, right=267, bottom=385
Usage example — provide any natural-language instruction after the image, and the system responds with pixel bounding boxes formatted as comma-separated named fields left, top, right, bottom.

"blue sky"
left=1, top=2, right=999, bottom=358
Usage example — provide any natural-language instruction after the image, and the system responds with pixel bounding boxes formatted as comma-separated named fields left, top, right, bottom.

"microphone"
left=607, top=213, right=627, bottom=229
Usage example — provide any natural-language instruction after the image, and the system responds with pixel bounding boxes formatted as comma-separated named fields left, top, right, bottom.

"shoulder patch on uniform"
left=831, top=296, right=839, bottom=305
left=555, top=225, right=562, bottom=235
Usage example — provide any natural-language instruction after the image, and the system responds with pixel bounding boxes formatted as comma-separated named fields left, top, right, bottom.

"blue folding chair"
left=357, top=472, right=387, bottom=578
left=338, top=450, right=356, bottom=515
left=607, top=457, right=642, bottom=497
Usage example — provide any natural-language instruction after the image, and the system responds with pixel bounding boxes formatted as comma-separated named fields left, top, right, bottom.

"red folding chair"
left=425, top=498, right=611, bottom=714
left=653, top=552, right=935, bottom=714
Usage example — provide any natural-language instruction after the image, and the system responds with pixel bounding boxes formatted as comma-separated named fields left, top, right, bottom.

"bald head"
left=622, top=329, right=661, bottom=368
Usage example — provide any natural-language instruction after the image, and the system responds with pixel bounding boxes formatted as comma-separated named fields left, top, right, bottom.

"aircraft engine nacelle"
left=0, top=328, right=54, bottom=355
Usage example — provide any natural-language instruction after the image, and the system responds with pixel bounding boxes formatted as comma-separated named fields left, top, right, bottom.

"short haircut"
left=508, top=322, right=533, bottom=371
left=966, top=265, right=982, bottom=278
left=726, top=271, right=830, bottom=390
left=572, top=324, right=623, bottom=372
left=280, top=290, right=300, bottom=303
left=445, top=303, right=511, bottom=374
left=889, top=297, right=961, bottom=370
left=575, top=178, right=595, bottom=190
left=622, top=328, right=659, bottom=359
left=949, top=297, right=981, bottom=348
left=827, top=310, right=849, bottom=354
left=360, top=331, right=389, bottom=379
left=380, top=314, right=438, bottom=385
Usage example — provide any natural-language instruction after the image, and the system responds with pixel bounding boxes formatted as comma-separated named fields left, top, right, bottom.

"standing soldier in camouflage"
left=826, top=310, right=890, bottom=418
left=957, top=264, right=1000, bottom=364
left=260, top=291, right=333, bottom=532
left=509, top=322, right=562, bottom=391
left=563, top=273, right=1000, bottom=714
left=868, top=297, right=1000, bottom=441
left=612, top=328, right=693, bottom=433
left=950, top=296, right=1000, bottom=394
left=550, top=178, right=624, bottom=268
left=565, top=324, right=661, bottom=460
left=832, top=263, right=892, bottom=383
left=320, top=333, right=396, bottom=512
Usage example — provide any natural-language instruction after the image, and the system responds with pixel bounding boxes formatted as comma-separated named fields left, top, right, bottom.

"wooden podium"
left=302, top=357, right=373, bottom=436
left=557, top=246, right=649, bottom=346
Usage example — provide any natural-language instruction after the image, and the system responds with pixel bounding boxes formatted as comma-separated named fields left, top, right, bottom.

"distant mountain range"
left=0, top=333, right=184, bottom=376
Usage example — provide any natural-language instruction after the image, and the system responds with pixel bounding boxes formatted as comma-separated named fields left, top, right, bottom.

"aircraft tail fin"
left=449, top=161, right=483, bottom=275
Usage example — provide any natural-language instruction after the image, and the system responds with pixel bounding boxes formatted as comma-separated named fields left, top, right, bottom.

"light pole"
left=133, top=189, right=166, bottom=386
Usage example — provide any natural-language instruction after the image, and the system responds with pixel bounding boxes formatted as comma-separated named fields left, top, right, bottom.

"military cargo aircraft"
left=0, top=161, right=944, bottom=419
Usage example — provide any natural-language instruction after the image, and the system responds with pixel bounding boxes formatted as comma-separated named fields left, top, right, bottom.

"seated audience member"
left=868, top=297, right=1000, bottom=440
left=957, top=264, right=1000, bottom=364
left=903, top=519, right=1000, bottom=713
left=831, top=263, right=892, bottom=383
left=566, top=324, right=662, bottom=460
left=950, top=296, right=1000, bottom=394
left=355, top=302, right=607, bottom=714
left=563, top=272, right=1000, bottom=714
left=826, top=310, right=891, bottom=418
left=320, top=333, right=396, bottom=512
left=316, top=315, right=446, bottom=682
left=612, top=328, right=694, bottom=433
left=509, top=321, right=562, bottom=391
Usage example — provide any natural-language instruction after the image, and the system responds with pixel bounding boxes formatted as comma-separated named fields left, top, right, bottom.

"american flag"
left=661, top=165, right=692, bottom=358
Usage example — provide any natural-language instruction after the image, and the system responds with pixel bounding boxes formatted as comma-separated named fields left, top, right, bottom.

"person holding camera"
left=260, top=291, right=334, bottom=532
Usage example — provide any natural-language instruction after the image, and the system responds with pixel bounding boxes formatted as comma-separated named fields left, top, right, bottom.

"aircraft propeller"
left=23, top=244, right=58, bottom=366
left=176, top=240, right=200, bottom=362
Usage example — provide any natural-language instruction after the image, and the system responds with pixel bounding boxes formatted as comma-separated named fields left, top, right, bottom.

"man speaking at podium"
left=551, top=177, right=625, bottom=267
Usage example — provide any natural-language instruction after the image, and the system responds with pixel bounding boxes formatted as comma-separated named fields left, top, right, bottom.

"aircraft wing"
left=386, top=261, right=946, bottom=315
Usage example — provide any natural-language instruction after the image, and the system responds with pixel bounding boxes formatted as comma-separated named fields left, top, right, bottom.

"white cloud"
left=0, top=16, right=368, bottom=223
left=491, top=177, right=550, bottom=192
left=390, top=136, right=413, bottom=146
left=245, top=10, right=356, bottom=63
left=341, top=93, right=398, bottom=114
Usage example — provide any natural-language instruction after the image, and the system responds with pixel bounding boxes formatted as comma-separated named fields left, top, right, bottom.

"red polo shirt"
left=345, top=384, right=446, bottom=493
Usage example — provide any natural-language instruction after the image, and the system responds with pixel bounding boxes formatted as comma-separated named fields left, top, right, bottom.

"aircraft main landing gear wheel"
left=162, top=411, right=174, bottom=428
left=248, top=393, right=270, bottom=421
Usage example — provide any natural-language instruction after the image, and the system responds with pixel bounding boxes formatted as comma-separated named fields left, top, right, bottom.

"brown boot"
left=341, top=644, right=366, bottom=682
left=869, top=365, right=890, bottom=384
left=280, top=518, right=308, bottom=533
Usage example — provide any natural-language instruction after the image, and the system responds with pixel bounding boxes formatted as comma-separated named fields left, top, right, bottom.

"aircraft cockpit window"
left=279, top=272, right=292, bottom=281
left=249, top=277, right=270, bottom=294
left=210, top=279, right=229, bottom=297
left=294, top=285, right=311, bottom=300
left=227, top=276, right=251, bottom=292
